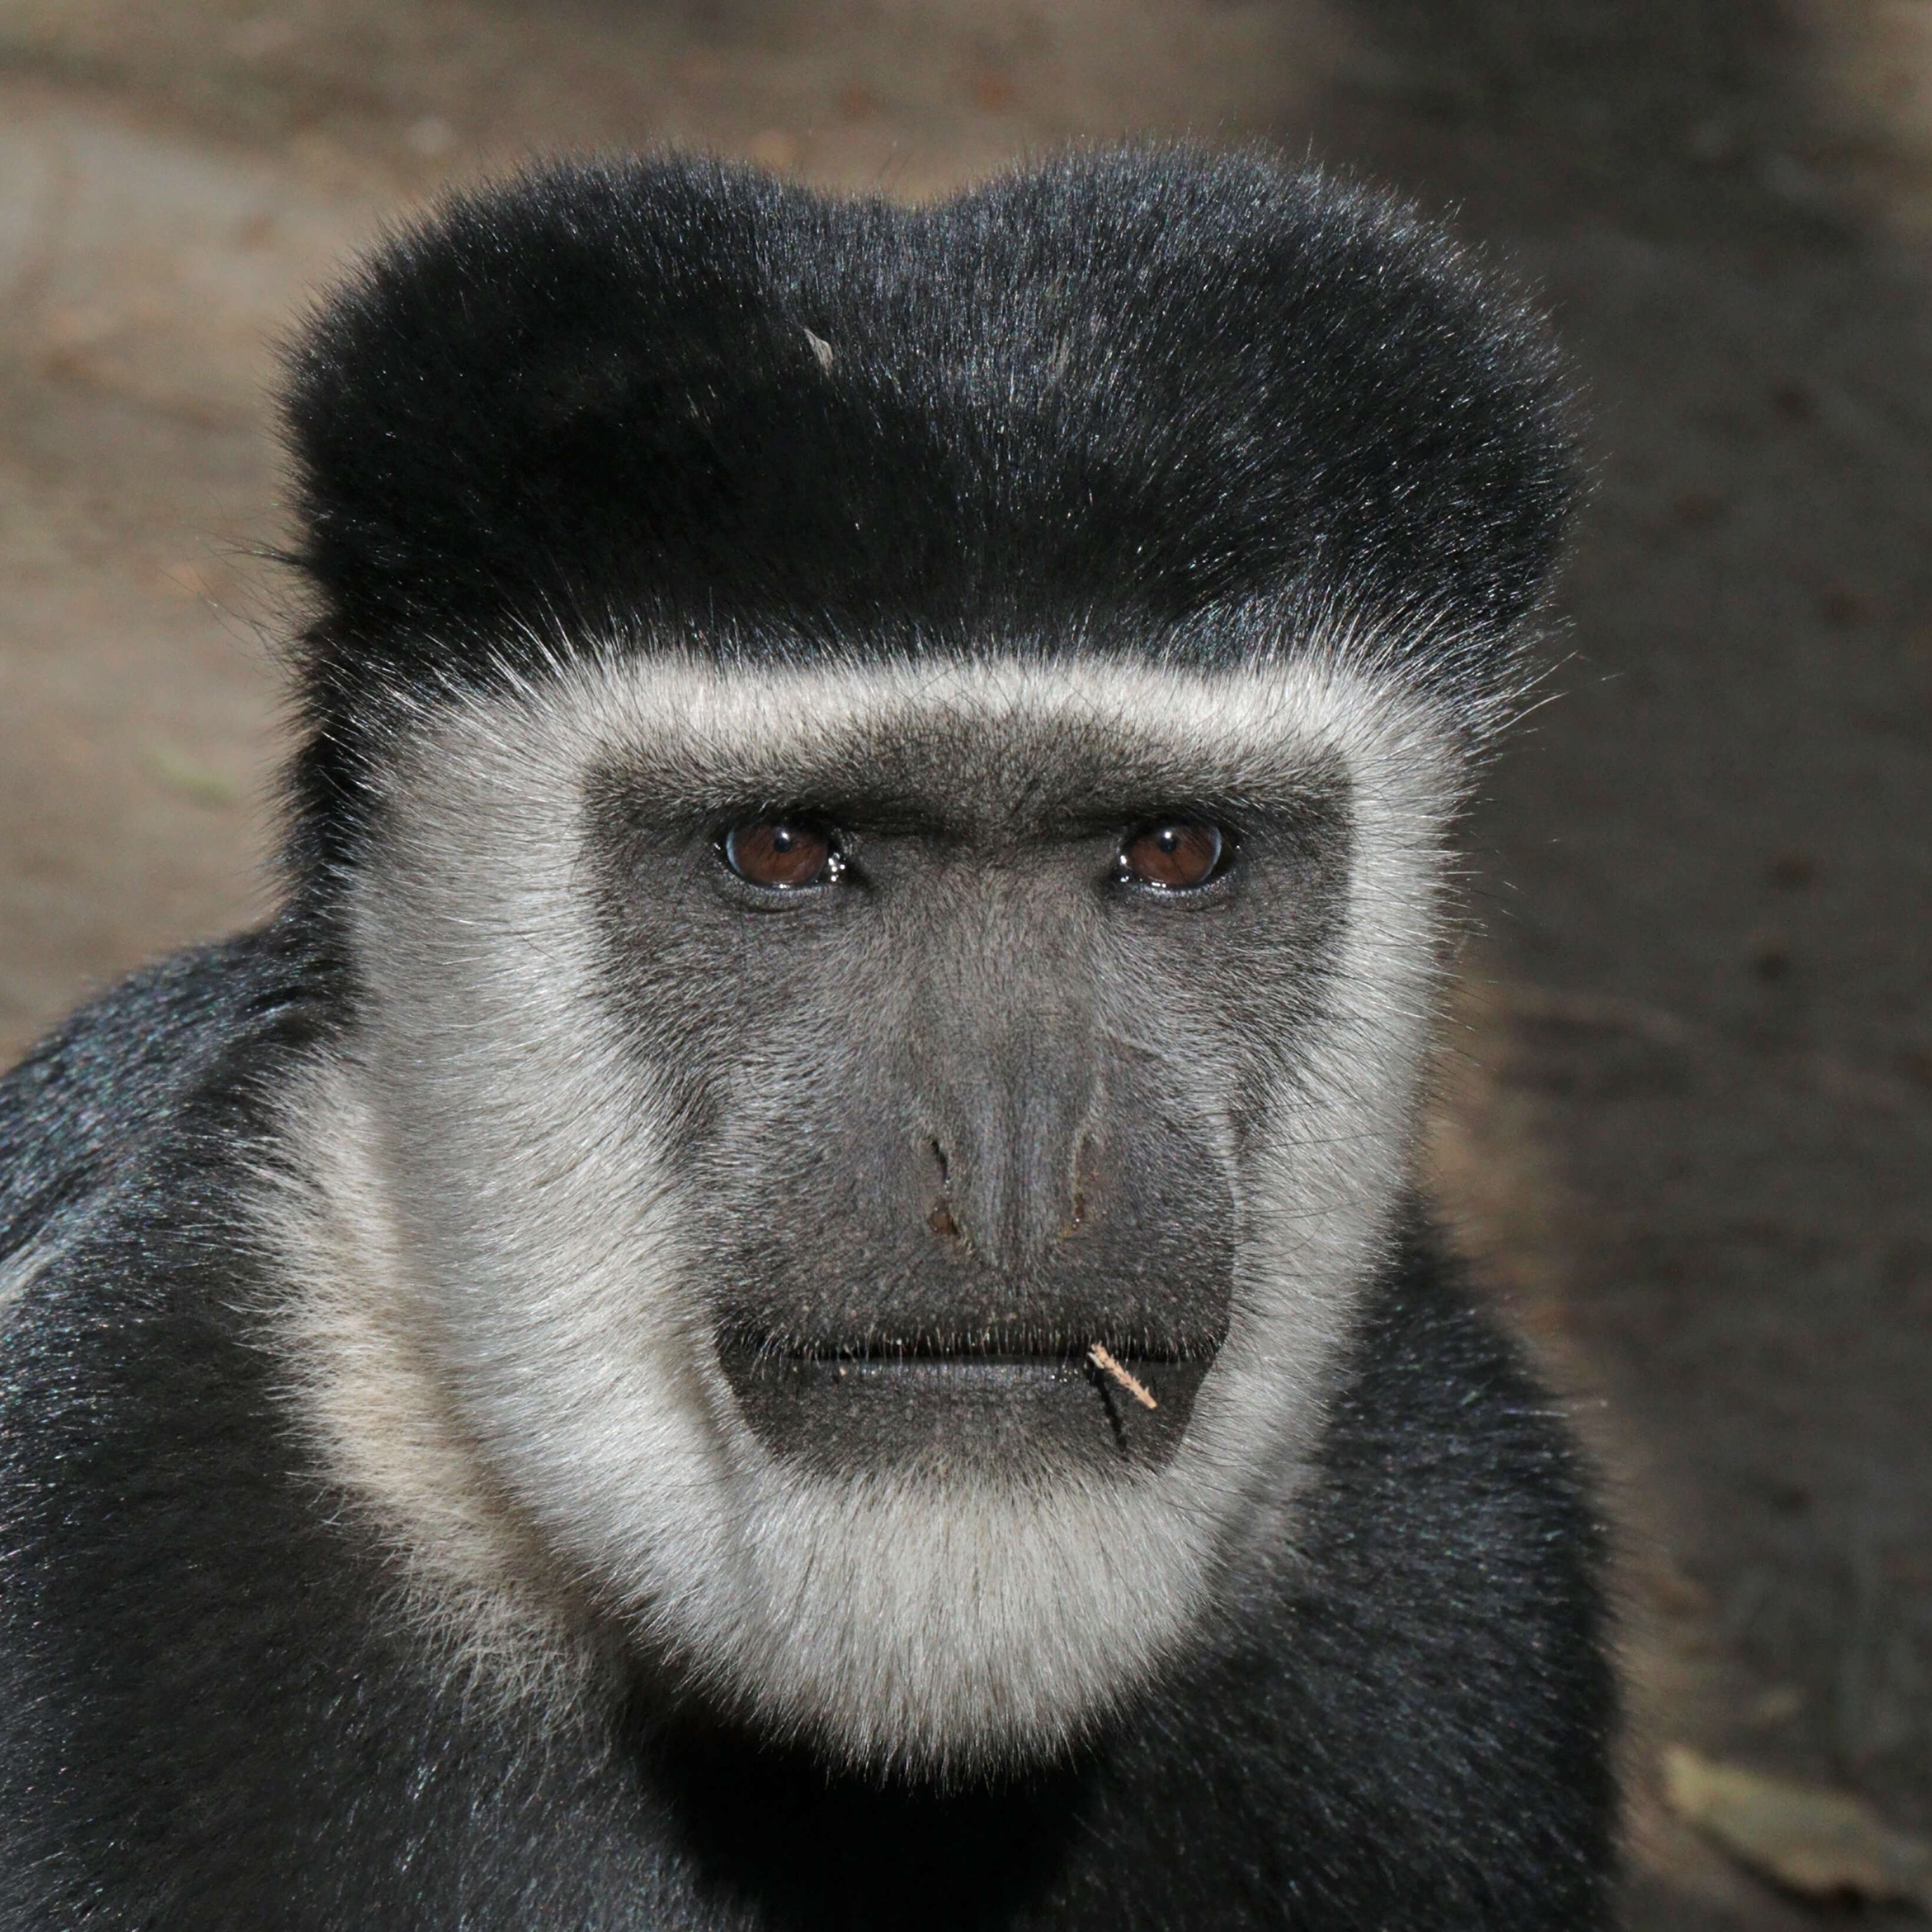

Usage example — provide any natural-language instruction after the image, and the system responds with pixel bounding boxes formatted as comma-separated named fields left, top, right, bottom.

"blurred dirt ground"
left=2, top=4, right=1930, bottom=1925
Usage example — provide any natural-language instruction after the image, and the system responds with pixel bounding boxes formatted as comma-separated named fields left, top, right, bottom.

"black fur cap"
left=282, top=148, right=1574, bottom=861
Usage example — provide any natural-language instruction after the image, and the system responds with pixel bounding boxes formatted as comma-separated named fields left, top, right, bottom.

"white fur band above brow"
left=375, top=646, right=1475, bottom=821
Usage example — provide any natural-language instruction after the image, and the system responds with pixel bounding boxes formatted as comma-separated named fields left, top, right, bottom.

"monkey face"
left=303, top=644, right=1463, bottom=1774
left=588, top=711, right=1348, bottom=1490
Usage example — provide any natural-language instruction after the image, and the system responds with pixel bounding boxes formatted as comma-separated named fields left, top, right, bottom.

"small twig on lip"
left=1089, top=1344, right=1158, bottom=1410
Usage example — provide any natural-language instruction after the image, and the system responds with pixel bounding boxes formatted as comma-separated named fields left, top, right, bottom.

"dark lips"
left=716, top=1338, right=1216, bottom=1477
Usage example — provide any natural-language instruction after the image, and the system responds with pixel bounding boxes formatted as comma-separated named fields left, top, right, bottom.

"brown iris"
left=1116, top=821, right=1225, bottom=891
left=724, top=820, right=841, bottom=889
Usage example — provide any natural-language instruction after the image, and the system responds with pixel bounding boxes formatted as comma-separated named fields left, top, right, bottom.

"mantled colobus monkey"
left=0, top=150, right=1614, bottom=1927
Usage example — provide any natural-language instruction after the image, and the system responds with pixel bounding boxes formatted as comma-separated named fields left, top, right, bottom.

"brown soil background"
left=2, top=4, right=1928, bottom=1924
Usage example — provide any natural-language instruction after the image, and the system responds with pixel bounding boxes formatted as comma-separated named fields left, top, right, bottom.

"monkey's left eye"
left=723, top=819, right=846, bottom=890
left=1114, top=821, right=1227, bottom=892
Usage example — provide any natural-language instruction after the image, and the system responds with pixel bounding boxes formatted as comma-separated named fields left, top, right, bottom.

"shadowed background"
left=1, top=4, right=1928, bottom=1924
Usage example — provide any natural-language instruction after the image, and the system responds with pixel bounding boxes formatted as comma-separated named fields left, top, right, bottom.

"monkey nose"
left=924, top=1143, right=970, bottom=1248
left=922, top=1106, right=1090, bottom=1274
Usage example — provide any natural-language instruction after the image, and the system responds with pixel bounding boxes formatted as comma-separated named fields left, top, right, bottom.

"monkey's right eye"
left=722, top=819, right=845, bottom=890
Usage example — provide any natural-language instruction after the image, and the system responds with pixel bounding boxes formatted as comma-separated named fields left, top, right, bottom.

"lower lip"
left=716, top=1348, right=1212, bottom=1477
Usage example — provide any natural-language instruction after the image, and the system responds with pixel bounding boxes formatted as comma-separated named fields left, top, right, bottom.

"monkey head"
left=266, top=151, right=1573, bottom=1776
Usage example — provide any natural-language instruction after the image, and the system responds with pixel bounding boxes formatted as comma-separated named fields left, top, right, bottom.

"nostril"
left=925, top=1140, right=968, bottom=1250
left=1062, top=1132, right=1096, bottom=1238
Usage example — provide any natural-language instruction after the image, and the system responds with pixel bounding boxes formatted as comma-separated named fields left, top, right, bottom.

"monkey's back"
left=0, top=943, right=1613, bottom=1931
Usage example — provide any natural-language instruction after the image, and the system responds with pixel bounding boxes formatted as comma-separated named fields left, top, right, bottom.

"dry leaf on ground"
left=1663, top=1745, right=1932, bottom=1911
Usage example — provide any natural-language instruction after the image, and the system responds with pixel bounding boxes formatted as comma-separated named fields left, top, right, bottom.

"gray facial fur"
left=259, top=644, right=1471, bottom=1775
left=585, top=703, right=1348, bottom=1481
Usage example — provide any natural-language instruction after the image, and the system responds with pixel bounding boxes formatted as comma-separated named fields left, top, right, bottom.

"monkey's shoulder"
left=0, top=930, right=319, bottom=1259
left=0, top=942, right=654, bottom=1928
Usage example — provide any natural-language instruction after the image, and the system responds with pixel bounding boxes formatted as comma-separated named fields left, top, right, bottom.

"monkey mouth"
left=714, top=1328, right=1221, bottom=1477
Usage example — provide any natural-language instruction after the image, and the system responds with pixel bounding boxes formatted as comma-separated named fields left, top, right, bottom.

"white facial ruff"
left=256, top=647, right=1470, bottom=1773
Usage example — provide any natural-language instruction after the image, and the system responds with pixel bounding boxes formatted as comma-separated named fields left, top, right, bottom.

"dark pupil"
left=728, top=821, right=830, bottom=888
left=1123, top=822, right=1222, bottom=889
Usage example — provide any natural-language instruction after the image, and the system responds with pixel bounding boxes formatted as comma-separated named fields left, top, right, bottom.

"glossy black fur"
left=0, top=151, right=1613, bottom=1924
left=282, top=148, right=1572, bottom=879
left=0, top=939, right=1613, bottom=1928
